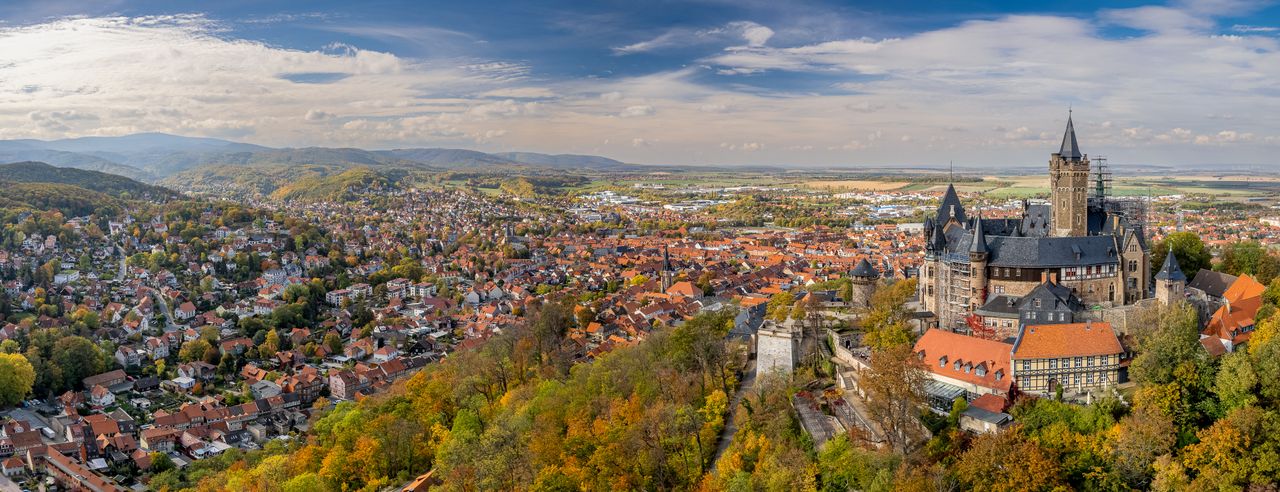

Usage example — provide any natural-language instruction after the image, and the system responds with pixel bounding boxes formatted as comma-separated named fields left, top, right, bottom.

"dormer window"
left=964, top=363, right=973, bottom=374
left=976, top=365, right=987, bottom=377
left=995, top=370, right=1004, bottom=380
left=954, top=360, right=962, bottom=371
left=939, top=356, right=948, bottom=367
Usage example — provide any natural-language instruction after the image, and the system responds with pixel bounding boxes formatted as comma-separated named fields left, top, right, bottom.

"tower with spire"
left=1154, top=252, right=1187, bottom=306
left=1050, top=111, right=1091, bottom=237
left=969, top=213, right=990, bottom=309
left=917, top=110, right=1152, bottom=332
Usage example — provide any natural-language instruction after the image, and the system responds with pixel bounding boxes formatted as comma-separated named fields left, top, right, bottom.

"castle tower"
left=969, top=213, right=990, bottom=309
left=850, top=257, right=880, bottom=309
left=1154, top=251, right=1187, bottom=306
left=1050, top=113, right=1090, bottom=237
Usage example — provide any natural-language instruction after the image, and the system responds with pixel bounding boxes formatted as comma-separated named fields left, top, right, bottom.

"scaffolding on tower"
left=1093, top=155, right=1112, bottom=201
left=1093, top=156, right=1149, bottom=232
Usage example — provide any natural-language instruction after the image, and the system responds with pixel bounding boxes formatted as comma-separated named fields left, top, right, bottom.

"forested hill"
left=0, top=161, right=177, bottom=200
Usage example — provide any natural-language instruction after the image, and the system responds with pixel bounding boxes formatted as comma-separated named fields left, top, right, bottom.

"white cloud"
left=618, top=105, right=655, bottom=118
left=304, top=109, right=334, bottom=121
left=3, top=8, right=1280, bottom=166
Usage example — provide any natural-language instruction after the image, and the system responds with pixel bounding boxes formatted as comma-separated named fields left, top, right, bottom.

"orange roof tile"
left=1013, top=322, right=1122, bottom=359
left=913, top=329, right=1014, bottom=392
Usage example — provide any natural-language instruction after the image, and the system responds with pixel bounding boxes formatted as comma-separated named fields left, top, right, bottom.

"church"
left=918, top=114, right=1151, bottom=337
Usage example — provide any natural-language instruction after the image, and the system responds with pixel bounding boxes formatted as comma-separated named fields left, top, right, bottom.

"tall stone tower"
left=1050, top=113, right=1090, bottom=237
left=1154, top=251, right=1187, bottom=306
left=850, top=257, right=879, bottom=309
left=969, top=213, right=989, bottom=310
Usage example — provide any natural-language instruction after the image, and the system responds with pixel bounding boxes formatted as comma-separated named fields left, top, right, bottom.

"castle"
left=919, top=114, right=1151, bottom=337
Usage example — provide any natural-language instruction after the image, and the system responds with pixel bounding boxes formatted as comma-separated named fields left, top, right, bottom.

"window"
left=1087, top=356, right=1095, bottom=367
left=939, top=356, right=947, bottom=367
left=995, top=370, right=1004, bottom=380
left=976, top=365, right=987, bottom=377
left=964, top=363, right=972, bottom=374
left=1022, top=360, right=1030, bottom=371
left=1034, top=298, right=1042, bottom=308
left=1049, top=359, right=1057, bottom=369
left=1074, top=356, right=1082, bottom=368
left=1087, top=372, right=1094, bottom=384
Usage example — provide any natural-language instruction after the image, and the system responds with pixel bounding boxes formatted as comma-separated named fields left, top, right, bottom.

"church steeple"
left=1059, top=111, right=1083, bottom=161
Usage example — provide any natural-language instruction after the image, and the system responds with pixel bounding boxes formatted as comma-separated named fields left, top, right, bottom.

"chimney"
left=1085, top=320, right=1092, bottom=330
left=1041, top=271, right=1048, bottom=283
left=1050, top=272, right=1058, bottom=284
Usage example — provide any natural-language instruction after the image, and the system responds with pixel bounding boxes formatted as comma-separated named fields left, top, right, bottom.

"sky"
left=2, top=0, right=1280, bottom=168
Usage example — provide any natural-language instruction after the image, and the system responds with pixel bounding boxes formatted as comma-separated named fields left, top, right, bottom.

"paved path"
left=710, top=354, right=757, bottom=471
left=0, top=474, right=21, bottom=492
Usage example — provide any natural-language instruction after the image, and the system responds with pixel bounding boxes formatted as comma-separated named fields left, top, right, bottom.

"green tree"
left=1151, top=232, right=1212, bottom=280
left=1218, top=240, right=1280, bottom=284
left=51, top=336, right=104, bottom=390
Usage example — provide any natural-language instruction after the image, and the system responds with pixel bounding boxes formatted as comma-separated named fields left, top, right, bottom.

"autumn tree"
left=861, top=341, right=928, bottom=454
left=1112, top=405, right=1177, bottom=488
left=954, top=427, right=1065, bottom=492
left=179, top=339, right=213, bottom=363
left=0, top=353, right=35, bottom=407
left=862, top=279, right=918, bottom=350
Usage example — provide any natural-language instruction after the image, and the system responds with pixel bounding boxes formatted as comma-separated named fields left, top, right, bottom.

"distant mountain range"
left=0, top=133, right=637, bottom=185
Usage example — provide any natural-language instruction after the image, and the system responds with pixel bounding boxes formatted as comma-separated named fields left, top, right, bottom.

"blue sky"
left=2, top=0, right=1280, bottom=167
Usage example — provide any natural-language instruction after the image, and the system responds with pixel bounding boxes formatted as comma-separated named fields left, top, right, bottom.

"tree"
left=150, top=451, right=176, bottom=473
left=1112, top=405, right=1177, bottom=488
left=955, top=427, right=1064, bottom=492
left=179, top=339, right=214, bottom=363
left=0, top=353, right=35, bottom=407
left=1218, top=240, right=1280, bottom=285
left=1151, top=232, right=1212, bottom=280
left=863, top=279, right=918, bottom=349
left=861, top=342, right=928, bottom=454
left=1214, top=351, right=1258, bottom=412
left=324, top=332, right=343, bottom=354
left=1129, top=302, right=1206, bottom=386
left=260, top=329, right=280, bottom=358
left=52, top=336, right=104, bottom=390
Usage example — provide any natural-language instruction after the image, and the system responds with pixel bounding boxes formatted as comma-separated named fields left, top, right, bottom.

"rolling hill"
left=0, top=162, right=177, bottom=200
left=0, top=133, right=636, bottom=179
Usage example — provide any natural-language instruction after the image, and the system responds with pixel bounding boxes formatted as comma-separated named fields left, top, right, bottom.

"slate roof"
left=948, top=232, right=1120, bottom=268
left=935, top=184, right=966, bottom=225
left=1189, top=269, right=1237, bottom=299
left=1155, top=252, right=1187, bottom=282
left=1059, top=114, right=1083, bottom=160
left=851, top=258, right=879, bottom=279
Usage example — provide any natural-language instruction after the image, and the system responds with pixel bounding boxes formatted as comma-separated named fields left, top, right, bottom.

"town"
left=0, top=114, right=1277, bottom=491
